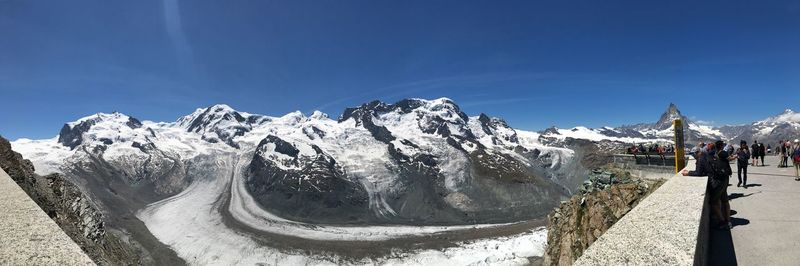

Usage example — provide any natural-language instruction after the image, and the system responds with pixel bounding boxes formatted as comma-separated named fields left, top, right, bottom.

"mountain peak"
left=176, top=104, right=269, bottom=148
left=178, top=104, right=247, bottom=132
left=339, top=98, right=467, bottom=124
left=206, top=103, right=237, bottom=113
left=665, top=103, right=680, bottom=114
left=58, top=112, right=143, bottom=150
left=67, top=112, right=139, bottom=127
left=310, top=110, right=329, bottom=120
left=654, top=103, right=684, bottom=130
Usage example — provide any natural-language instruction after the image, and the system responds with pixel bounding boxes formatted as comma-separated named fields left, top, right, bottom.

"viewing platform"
left=709, top=155, right=800, bottom=266
left=576, top=155, right=800, bottom=265
left=0, top=167, right=95, bottom=265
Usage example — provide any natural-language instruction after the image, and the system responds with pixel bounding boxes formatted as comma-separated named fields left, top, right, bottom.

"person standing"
left=784, top=141, right=791, bottom=168
left=793, top=139, right=800, bottom=181
left=751, top=140, right=759, bottom=166
left=704, top=141, right=733, bottom=230
left=735, top=141, right=751, bottom=188
left=778, top=140, right=788, bottom=167
left=758, top=142, right=766, bottom=166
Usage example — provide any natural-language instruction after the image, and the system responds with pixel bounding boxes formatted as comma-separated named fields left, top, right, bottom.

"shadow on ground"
left=729, top=192, right=760, bottom=201
left=708, top=217, right=751, bottom=266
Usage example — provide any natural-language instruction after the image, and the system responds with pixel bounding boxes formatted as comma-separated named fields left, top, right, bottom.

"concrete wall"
left=575, top=159, right=709, bottom=266
left=0, top=167, right=95, bottom=265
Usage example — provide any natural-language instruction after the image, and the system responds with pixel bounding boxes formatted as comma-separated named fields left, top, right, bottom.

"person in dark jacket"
left=758, top=142, right=766, bottom=166
left=751, top=141, right=759, bottom=166
left=781, top=140, right=790, bottom=167
left=704, top=141, right=733, bottom=230
left=735, top=141, right=751, bottom=188
left=682, top=150, right=707, bottom=176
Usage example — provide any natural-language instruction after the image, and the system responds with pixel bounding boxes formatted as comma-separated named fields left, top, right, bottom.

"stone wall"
left=574, top=160, right=708, bottom=265
left=0, top=136, right=142, bottom=265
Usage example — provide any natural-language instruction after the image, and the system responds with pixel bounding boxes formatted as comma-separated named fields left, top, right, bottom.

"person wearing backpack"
left=735, top=141, right=751, bottom=188
left=751, top=141, right=760, bottom=166
left=704, top=141, right=733, bottom=230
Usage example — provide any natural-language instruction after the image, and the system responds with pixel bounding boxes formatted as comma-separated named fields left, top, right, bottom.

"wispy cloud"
left=458, top=97, right=536, bottom=107
left=690, top=116, right=716, bottom=126
left=163, top=0, right=201, bottom=82
left=458, top=93, right=575, bottom=108
left=310, top=72, right=560, bottom=111
left=695, top=120, right=716, bottom=126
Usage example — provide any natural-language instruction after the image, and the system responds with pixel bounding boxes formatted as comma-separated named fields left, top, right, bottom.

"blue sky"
left=1, top=0, right=799, bottom=140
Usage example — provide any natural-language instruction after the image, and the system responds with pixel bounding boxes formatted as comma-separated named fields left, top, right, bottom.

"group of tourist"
left=628, top=143, right=674, bottom=160
left=682, top=139, right=800, bottom=230
left=682, top=140, right=733, bottom=230
left=750, top=140, right=767, bottom=166
left=776, top=140, right=797, bottom=169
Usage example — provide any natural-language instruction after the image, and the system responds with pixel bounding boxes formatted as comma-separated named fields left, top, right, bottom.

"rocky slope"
left=0, top=136, right=143, bottom=265
left=542, top=168, right=664, bottom=266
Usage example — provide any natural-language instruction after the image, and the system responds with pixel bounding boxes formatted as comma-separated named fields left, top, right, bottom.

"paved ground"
left=709, top=155, right=800, bottom=266
left=0, top=168, right=94, bottom=265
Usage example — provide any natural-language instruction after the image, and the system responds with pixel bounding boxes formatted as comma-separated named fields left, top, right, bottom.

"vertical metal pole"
left=674, top=119, right=686, bottom=172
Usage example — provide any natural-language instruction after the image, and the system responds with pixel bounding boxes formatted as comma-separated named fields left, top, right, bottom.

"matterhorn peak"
left=654, top=103, right=685, bottom=130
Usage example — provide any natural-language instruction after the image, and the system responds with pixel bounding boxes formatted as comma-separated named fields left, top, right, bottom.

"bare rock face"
left=246, top=135, right=372, bottom=223
left=542, top=169, right=663, bottom=266
left=0, top=136, right=142, bottom=265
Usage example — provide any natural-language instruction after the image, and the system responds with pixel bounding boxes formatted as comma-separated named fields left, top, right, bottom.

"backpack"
left=793, top=148, right=800, bottom=163
left=707, top=151, right=731, bottom=180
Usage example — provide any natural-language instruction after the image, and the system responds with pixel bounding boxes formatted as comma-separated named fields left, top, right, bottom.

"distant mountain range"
left=10, top=97, right=592, bottom=263
left=539, top=103, right=799, bottom=146
left=7, top=98, right=798, bottom=264
left=11, top=98, right=585, bottom=228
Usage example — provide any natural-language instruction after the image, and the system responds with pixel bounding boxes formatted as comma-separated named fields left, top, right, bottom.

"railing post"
left=674, top=119, right=686, bottom=173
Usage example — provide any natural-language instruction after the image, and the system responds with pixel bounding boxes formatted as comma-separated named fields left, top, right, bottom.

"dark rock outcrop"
left=58, top=120, right=97, bottom=150
left=246, top=135, right=371, bottom=223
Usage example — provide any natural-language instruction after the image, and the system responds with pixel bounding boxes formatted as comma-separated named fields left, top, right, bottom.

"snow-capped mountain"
left=539, top=103, right=727, bottom=145
left=537, top=103, right=800, bottom=148
left=10, top=98, right=582, bottom=264
left=719, top=109, right=800, bottom=145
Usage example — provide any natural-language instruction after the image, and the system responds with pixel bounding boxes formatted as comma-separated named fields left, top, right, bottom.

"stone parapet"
left=0, top=167, right=95, bottom=265
left=575, top=159, right=708, bottom=265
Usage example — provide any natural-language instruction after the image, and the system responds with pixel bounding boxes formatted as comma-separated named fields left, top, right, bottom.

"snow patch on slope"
left=545, top=126, right=669, bottom=144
